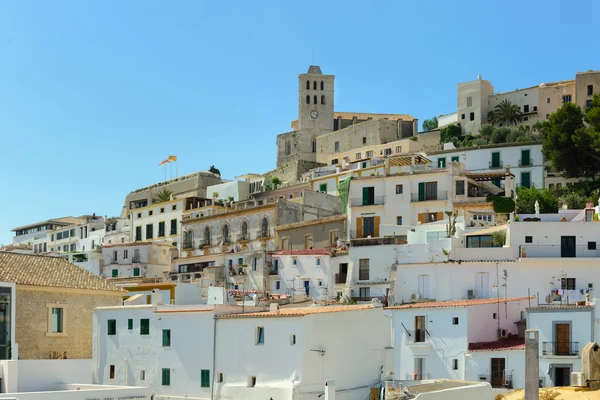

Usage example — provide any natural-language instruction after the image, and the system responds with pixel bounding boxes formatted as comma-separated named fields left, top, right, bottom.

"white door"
left=418, top=275, right=430, bottom=299
left=476, top=272, right=490, bottom=298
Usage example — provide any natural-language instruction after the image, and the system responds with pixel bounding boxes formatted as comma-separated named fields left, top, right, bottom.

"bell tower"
left=298, top=66, right=334, bottom=134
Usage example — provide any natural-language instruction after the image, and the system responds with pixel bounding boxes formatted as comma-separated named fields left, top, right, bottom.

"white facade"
left=206, top=180, right=250, bottom=202
left=101, top=242, right=177, bottom=279
left=130, top=198, right=184, bottom=250
left=429, top=143, right=544, bottom=189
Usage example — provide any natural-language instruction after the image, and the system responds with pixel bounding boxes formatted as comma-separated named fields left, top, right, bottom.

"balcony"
left=132, top=256, right=141, bottom=263
left=182, top=240, right=195, bottom=250
left=489, top=161, right=504, bottom=169
left=351, top=296, right=387, bottom=306
left=519, top=158, right=533, bottom=167
left=542, top=341, right=579, bottom=356
left=350, top=196, right=385, bottom=207
left=238, top=233, right=250, bottom=242
left=110, top=258, right=118, bottom=264
left=200, top=239, right=211, bottom=247
left=410, top=191, right=448, bottom=202
left=257, top=231, right=272, bottom=239
left=520, top=244, right=600, bottom=258
left=269, top=269, right=279, bottom=275
left=335, top=273, right=347, bottom=284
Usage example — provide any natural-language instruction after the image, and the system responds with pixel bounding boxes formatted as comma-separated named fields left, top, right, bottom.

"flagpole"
left=176, top=160, right=178, bottom=178
left=170, top=162, right=173, bottom=180
left=164, top=163, right=166, bottom=182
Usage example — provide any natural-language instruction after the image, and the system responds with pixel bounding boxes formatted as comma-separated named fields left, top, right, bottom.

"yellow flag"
left=159, top=158, right=170, bottom=166
left=168, top=155, right=177, bottom=162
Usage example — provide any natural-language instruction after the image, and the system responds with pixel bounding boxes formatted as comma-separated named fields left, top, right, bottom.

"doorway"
left=491, top=358, right=506, bottom=388
left=414, top=358, right=424, bottom=380
left=561, top=236, right=576, bottom=258
left=555, top=323, right=571, bottom=355
left=304, top=280, right=310, bottom=296
left=553, top=366, right=571, bottom=386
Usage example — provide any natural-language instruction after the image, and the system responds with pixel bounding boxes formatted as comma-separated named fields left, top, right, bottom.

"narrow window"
left=128, top=319, right=133, bottom=330
left=140, top=319, right=150, bottom=335
left=306, top=80, right=310, bottom=90
left=321, top=95, right=326, bottom=105
left=588, top=85, right=594, bottom=96
left=249, top=376, right=257, bottom=387
left=110, top=365, right=115, bottom=379
left=461, top=113, right=465, bottom=120
left=201, top=369, right=210, bottom=388
left=162, top=329, right=171, bottom=346
left=306, top=95, right=310, bottom=104
left=396, top=184, right=403, bottom=194
left=452, top=317, right=459, bottom=325
left=290, top=334, right=296, bottom=345
left=162, top=368, right=171, bottom=386
left=467, top=96, right=472, bottom=107
left=312, top=137, right=316, bottom=153
left=334, top=141, right=340, bottom=152
left=218, top=372, right=223, bottom=383
left=493, top=313, right=497, bottom=319
left=320, top=80, right=324, bottom=90
left=316, top=258, right=321, bottom=266
left=108, top=319, right=116, bottom=335
left=140, top=370, right=146, bottom=380
left=362, top=136, right=366, bottom=144
left=524, top=105, right=529, bottom=113
left=470, top=112, right=475, bottom=121
left=396, top=216, right=402, bottom=225
left=276, top=281, right=281, bottom=290
left=313, top=80, right=317, bottom=90
left=256, top=326, right=265, bottom=344
left=452, top=359, right=458, bottom=370
left=314, top=95, right=317, bottom=104
left=261, top=217, right=269, bottom=238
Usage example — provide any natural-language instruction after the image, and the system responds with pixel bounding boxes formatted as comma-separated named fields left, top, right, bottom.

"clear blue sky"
left=1, top=0, right=598, bottom=245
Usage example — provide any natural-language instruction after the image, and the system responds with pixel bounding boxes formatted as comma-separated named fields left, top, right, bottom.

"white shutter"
left=476, top=272, right=490, bottom=298
left=418, top=275, right=430, bottom=299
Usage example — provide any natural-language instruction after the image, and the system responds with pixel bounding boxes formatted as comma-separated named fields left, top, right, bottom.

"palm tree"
left=153, top=188, right=173, bottom=203
left=490, top=100, right=522, bottom=126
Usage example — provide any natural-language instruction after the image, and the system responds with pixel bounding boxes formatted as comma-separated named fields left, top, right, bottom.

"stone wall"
left=15, top=288, right=121, bottom=359
left=263, top=159, right=325, bottom=185
left=416, top=129, right=442, bottom=153
left=277, top=218, right=346, bottom=250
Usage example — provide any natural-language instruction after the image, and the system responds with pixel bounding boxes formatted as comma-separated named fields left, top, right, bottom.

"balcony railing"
left=132, top=256, right=141, bottom=263
left=489, top=161, right=504, bottom=169
left=238, top=233, right=250, bottom=242
left=182, top=240, right=195, bottom=250
left=350, top=196, right=386, bottom=207
left=257, top=231, right=271, bottom=239
left=111, top=258, right=118, bottom=264
left=410, top=191, right=448, bottom=202
left=335, top=273, right=347, bottom=284
left=542, top=341, right=579, bottom=356
left=269, top=269, right=279, bottom=275
left=351, top=296, right=387, bottom=306
left=200, top=239, right=211, bottom=247
left=519, top=158, right=533, bottom=167
left=520, top=245, right=600, bottom=258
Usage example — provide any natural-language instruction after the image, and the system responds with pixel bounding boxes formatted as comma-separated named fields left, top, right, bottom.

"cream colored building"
left=0, top=252, right=123, bottom=360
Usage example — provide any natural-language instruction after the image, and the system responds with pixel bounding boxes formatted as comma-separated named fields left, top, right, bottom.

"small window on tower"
left=306, top=95, right=310, bottom=104
left=313, top=81, right=317, bottom=90
left=314, top=95, right=317, bottom=104
left=320, top=81, right=324, bottom=90
left=306, top=80, right=310, bottom=90
left=321, top=95, right=326, bottom=105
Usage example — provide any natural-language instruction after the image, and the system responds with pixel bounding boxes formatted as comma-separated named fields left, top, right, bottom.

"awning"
left=465, top=171, right=514, bottom=181
left=463, top=224, right=508, bottom=236
left=388, top=153, right=431, bottom=167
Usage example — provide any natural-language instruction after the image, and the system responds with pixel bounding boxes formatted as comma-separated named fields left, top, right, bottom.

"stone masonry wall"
left=16, top=288, right=121, bottom=359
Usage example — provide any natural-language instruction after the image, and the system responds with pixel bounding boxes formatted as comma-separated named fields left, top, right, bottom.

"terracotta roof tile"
left=217, top=304, right=374, bottom=318
left=386, top=296, right=533, bottom=310
left=273, top=249, right=333, bottom=256
left=0, top=252, right=124, bottom=292
left=334, top=112, right=414, bottom=121
left=527, top=304, right=593, bottom=310
left=469, top=337, right=525, bottom=352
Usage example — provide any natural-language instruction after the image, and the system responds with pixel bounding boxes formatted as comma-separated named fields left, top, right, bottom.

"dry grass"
left=511, top=389, right=562, bottom=400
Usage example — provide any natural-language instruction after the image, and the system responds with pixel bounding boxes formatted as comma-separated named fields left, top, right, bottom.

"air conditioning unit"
left=467, top=289, right=475, bottom=300
left=411, top=293, right=420, bottom=301
left=497, top=328, right=508, bottom=339
left=571, top=372, right=586, bottom=387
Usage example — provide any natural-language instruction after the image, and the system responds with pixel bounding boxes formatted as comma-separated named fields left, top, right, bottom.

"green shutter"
left=362, top=187, right=369, bottom=205
left=171, top=219, right=177, bottom=235
left=107, top=319, right=116, bottom=335
left=521, top=172, right=531, bottom=188
left=319, top=183, right=327, bottom=192
left=140, top=319, right=150, bottom=335
left=491, top=152, right=500, bottom=168
left=127, top=319, right=133, bottom=330
left=451, top=156, right=459, bottom=162
left=162, top=329, right=171, bottom=346
left=162, top=368, right=170, bottom=386
left=112, top=269, right=118, bottom=278
left=201, top=369, right=210, bottom=387
left=521, top=149, right=530, bottom=166
left=492, top=179, right=501, bottom=188
left=133, top=268, right=140, bottom=277
left=135, top=226, right=142, bottom=241
left=438, top=158, right=446, bottom=168
left=418, top=182, right=425, bottom=201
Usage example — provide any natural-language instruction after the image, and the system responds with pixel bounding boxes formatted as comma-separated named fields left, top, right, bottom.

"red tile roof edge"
left=273, top=249, right=335, bottom=256
left=469, top=337, right=525, bottom=352
left=385, top=296, right=534, bottom=310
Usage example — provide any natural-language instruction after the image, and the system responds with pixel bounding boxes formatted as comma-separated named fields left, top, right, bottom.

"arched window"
left=204, top=226, right=211, bottom=246
left=321, top=95, right=326, bottom=105
left=261, top=217, right=269, bottom=238
left=306, top=80, right=310, bottom=90
left=306, top=95, right=310, bottom=104
left=314, top=95, right=317, bottom=104
left=320, top=81, right=324, bottom=90
left=185, top=230, right=193, bottom=248
left=285, top=139, right=291, bottom=155
left=241, top=221, right=248, bottom=240
left=223, top=224, right=229, bottom=243
left=311, top=136, right=316, bottom=153
left=313, top=81, right=317, bottom=90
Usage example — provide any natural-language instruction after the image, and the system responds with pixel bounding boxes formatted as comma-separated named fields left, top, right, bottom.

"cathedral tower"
left=298, top=65, right=335, bottom=133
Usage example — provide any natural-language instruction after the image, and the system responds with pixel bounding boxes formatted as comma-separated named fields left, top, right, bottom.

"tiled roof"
left=469, top=337, right=525, bottom=352
left=334, top=112, right=414, bottom=121
left=217, top=304, right=374, bottom=318
left=386, top=296, right=533, bottom=310
left=0, top=252, right=124, bottom=292
left=155, top=306, right=215, bottom=314
left=273, top=249, right=334, bottom=256
left=527, top=304, right=593, bottom=310
left=102, top=241, right=173, bottom=248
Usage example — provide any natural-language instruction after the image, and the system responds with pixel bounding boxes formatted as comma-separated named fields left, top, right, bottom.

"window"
left=149, top=211, right=153, bottom=216
left=113, top=250, right=118, bottom=262
left=452, top=359, right=458, bottom=370
left=563, top=95, right=572, bottom=103
left=451, top=156, right=459, bottom=162
left=437, top=158, right=446, bottom=168
left=334, top=141, right=340, bottom=153
left=587, top=100, right=593, bottom=108
left=252, top=257, right=257, bottom=271
left=123, top=250, right=128, bottom=259
left=128, top=319, right=133, bottom=330
left=172, top=204, right=177, bottom=211
left=546, top=114, right=550, bottom=120
left=561, top=278, right=576, bottom=290
left=469, top=112, right=475, bottom=121
left=290, top=334, right=296, bottom=345
left=276, top=281, right=280, bottom=290
left=397, top=216, right=403, bottom=225
left=461, top=113, right=465, bottom=120
left=320, top=80, right=324, bottom=90
left=218, top=373, right=223, bottom=383
left=201, top=369, right=210, bottom=388
left=396, top=145, right=402, bottom=153
left=467, top=96, right=472, bottom=107
left=384, top=148, right=392, bottom=156
left=319, top=183, right=327, bottom=193
left=170, top=219, right=177, bottom=235
left=359, top=259, right=369, bottom=280
left=321, top=95, right=326, bottom=105
left=417, top=181, right=438, bottom=201
left=525, top=236, right=533, bottom=243
left=45, top=305, right=66, bottom=335
left=306, top=95, right=310, bottom=104
left=223, top=224, right=230, bottom=243
left=112, top=269, right=118, bottom=278
left=306, top=80, right=310, bottom=90
left=158, top=221, right=165, bottom=237
left=362, top=216, right=375, bottom=237
left=305, top=234, right=314, bottom=249
left=362, top=186, right=375, bottom=205
left=135, top=226, right=142, bottom=241
left=160, top=207, right=165, bottom=214
left=314, top=95, right=317, bottom=104
left=313, top=80, right=317, bottom=90
left=162, top=329, right=171, bottom=346
left=524, top=105, right=529, bottom=113
left=162, top=368, right=170, bottom=386
left=547, top=97, right=551, bottom=103
left=588, top=242, right=597, bottom=250
left=521, top=171, right=531, bottom=188
left=362, top=136, right=367, bottom=144
left=256, top=326, right=265, bottom=344
left=293, top=258, right=297, bottom=266
left=316, top=258, right=321, bottom=266
left=281, top=237, right=289, bottom=249
left=415, top=316, right=426, bottom=342
left=140, top=370, right=145, bottom=380
left=356, top=152, right=361, bottom=160
left=312, top=137, right=316, bottom=153
left=331, top=159, right=338, bottom=165
left=204, top=226, right=211, bottom=245
left=452, top=317, right=459, bottom=325
left=146, top=224, right=153, bottom=239
left=140, top=319, right=150, bottom=335
left=110, top=365, right=115, bottom=379
left=523, top=116, right=528, bottom=121
left=533, top=106, right=537, bottom=111
left=396, top=184, right=403, bottom=194
left=249, top=376, right=257, bottom=387
left=261, top=217, right=269, bottom=238
left=107, top=319, right=116, bottom=335
left=588, top=85, right=594, bottom=96
left=456, top=180, right=465, bottom=195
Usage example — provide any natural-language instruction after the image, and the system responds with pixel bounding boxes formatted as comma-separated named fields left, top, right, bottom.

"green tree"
left=439, top=124, right=463, bottom=146
left=560, top=192, right=588, bottom=210
left=209, top=165, right=221, bottom=175
left=153, top=188, right=173, bottom=203
left=516, top=186, right=558, bottom=214
left=271, top=177, right=282, bottom=189
left=541, top=100, right=600, bottom=178
left=422, top=116, right=438, bottom=132
left=490, top=99, right=522, bottom=126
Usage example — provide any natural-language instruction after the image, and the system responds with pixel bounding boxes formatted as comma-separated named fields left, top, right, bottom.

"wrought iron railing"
left=542, top=341, right=579, bottom=356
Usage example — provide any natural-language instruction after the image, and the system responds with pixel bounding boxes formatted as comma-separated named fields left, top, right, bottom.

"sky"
left=1, top=0, right=599, bottom=245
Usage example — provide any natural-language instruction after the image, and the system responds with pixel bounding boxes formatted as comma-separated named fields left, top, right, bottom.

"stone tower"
left=298, top=65, right=335, bottom=134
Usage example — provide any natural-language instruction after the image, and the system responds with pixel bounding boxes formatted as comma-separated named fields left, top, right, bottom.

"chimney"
left=325, top=380, right=336, bottom=400
left=151, top=289, right=164, bottom=306
left=270, top=303, right=280, bottom=315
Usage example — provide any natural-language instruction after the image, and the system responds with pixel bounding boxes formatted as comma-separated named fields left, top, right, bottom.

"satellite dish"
left=545, top=295, right=552, bottom=304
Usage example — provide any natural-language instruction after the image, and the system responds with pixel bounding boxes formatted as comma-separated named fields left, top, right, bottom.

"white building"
left=94, top=301, right=391, bottom=400
left=103, top=217, right=130, bottom=245
left=101, top=241, right=177, bottom=280
left=206, top=179, right=250, bottom=202
left=130, top=198, right=184, bottom=250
